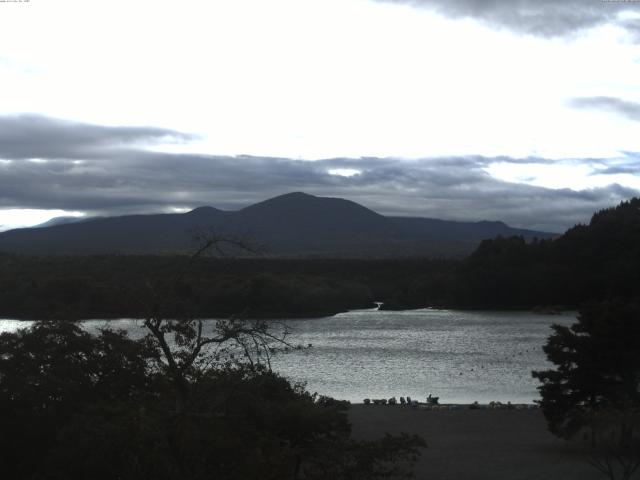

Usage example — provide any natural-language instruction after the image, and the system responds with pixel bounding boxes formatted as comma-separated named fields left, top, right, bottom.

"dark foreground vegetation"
left=0, top=320, right=424, bottom=479
left=0, top=236, right=425, bottom=479
left=1, top=198, right=639, bottom=319
left=534, top=300, right=640, bottom=480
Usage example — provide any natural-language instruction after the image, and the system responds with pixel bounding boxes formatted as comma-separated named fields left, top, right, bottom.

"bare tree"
left=139, top=233, right=297, bottom=413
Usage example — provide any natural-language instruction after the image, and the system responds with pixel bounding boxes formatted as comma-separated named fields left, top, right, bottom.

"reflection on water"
left=0, top=309, right=575, bottom=404
left=270, top=309, right=575, bottom=404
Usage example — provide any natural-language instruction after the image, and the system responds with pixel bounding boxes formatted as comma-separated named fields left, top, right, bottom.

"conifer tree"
left=533, top=300, right=640, bottom=440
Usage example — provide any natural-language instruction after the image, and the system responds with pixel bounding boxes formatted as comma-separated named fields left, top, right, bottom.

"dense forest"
left=0, top=198, right=638, bottom=320
left=0, top=255, right=455, bottom=319
left=446, top=197, right=640, bottom=309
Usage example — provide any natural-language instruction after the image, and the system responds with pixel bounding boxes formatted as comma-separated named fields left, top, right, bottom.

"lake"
left=0, top=309, right=575, bottom=404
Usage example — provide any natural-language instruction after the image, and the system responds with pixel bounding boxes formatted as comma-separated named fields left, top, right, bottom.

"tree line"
left=2, top=199, right=639, bottom=318
left=0, top=255, right=456, bottom=320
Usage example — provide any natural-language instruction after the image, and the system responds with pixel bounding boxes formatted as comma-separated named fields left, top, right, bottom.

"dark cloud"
left=0, top=115, right=638, bottom=233
left=619, top=17, right=640, bottom=41
left=0, top=114, right=195, bottom=160
left=595, top=165, right=640, bottom=175
left=589, top=155, right=640, bottom=175
left=568, top=96, right=640, bottom=122
left=380, top=0, right=639, bottom=38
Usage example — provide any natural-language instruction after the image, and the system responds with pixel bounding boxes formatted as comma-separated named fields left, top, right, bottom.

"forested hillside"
left=436, top=198, right=640, bottom=308
left=1, top=198, right=637, bottom=319
left=0, top=256, right=453, bottom=319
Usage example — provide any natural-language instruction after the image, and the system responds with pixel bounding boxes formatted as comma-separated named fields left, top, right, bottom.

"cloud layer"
left=0, top=115, right=638, bottom=233
left=382, top=0, right=640, bottom=37
left=569, top=96, right=640, bottom=122
left=0, top=115, right=195, bottom=160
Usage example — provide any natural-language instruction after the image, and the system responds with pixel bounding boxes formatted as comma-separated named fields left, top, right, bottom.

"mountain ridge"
left=0, top=192, right=555, bottom=256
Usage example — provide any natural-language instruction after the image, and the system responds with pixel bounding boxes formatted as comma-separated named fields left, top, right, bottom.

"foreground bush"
left=0, top=322, right=424, bottom=480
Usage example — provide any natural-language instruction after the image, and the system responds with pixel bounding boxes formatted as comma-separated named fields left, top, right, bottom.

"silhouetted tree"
left=138, top=234, right=296, bottom=414
left=533, top=300, right=640, bottom=479
left=0, top=322, right=158, bottom=478
left=533, top=301, right=640, bottom=439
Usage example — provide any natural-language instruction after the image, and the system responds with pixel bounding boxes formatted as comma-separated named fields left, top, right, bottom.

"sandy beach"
left=349, top=405, right=601, bottom=480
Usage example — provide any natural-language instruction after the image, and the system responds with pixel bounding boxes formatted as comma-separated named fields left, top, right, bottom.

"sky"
left=1, top=0, right=639, bottom=233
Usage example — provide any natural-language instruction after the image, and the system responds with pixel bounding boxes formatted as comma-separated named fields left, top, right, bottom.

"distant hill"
left=32, top=216, right=90, bottom=228
left=0, top=192, right=554, bottom=256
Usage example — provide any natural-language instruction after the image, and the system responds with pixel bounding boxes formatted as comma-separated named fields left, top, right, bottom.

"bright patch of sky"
left=485, top=161, right=640, bottom=191
left=328, top=169, right=361, bottom=177
left=0, top=0, right=639, bottom=228
left=0, top=210, right=84, bottom=232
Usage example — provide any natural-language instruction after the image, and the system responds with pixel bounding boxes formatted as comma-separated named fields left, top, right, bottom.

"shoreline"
left=353, top=401, right=539, bottom=410
left=0, top=305, right=578, bottom=322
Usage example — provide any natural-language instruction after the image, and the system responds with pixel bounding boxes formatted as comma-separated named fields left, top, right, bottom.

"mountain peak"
left=239, top=192, right=382, bottom=219
left=251, top=192, right=317, bottom=205
left=278, top=192, right=315, bottom=199
left=188, top=206, right=222, bottom=215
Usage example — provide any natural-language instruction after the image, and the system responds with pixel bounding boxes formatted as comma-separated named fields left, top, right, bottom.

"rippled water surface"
left=270, top=309, right=576, bottom=404
left=1, top=309, right=575, bottom=404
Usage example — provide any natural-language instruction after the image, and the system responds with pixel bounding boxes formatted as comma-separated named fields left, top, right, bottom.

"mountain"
left=0, top=206, right=227, bottom=254
left=0, top=192, right=554, bottom=256
left=233, top=192, right=397, bottom=252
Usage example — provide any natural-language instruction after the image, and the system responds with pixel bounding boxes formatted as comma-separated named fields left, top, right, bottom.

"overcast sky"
left=1, top=0, right=639, bottom=232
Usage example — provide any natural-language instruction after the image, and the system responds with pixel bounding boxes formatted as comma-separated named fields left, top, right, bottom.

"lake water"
left=0, top=309, right=575, bottom=404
